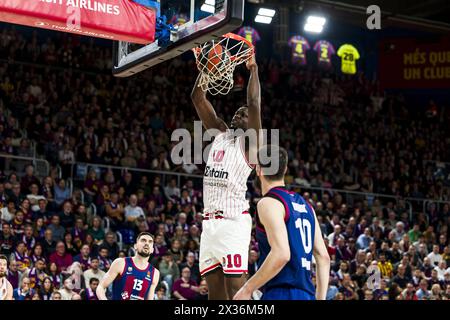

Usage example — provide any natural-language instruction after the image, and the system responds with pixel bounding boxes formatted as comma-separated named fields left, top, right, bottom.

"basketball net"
left=193, top=33, right=254, bottom=96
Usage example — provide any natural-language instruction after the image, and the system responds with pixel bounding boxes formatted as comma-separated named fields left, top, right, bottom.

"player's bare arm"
left=6, top=281, right=13, bottom=300
left=191, top=73, right=228, bottom=131
left=311, top=208, right=331, bottom=300
left=234, top=197, right=290, bottom=300
left=96, top=257, right=125, bottom=300
left=244, top=54, right=262, bottom=164
left=147, top=268, right=160, bottom=300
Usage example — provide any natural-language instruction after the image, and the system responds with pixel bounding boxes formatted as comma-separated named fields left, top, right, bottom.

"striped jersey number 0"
left=293, top=203, right=312, bottom=270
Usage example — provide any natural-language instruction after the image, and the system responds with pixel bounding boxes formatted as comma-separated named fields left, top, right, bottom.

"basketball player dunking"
left=191, top=54, right=261, bottom=300
left=96, top=232, right=160, bottom=300
left=234, top=146, right=330, bottom=300
left=0, top=255, right=13, bottom=300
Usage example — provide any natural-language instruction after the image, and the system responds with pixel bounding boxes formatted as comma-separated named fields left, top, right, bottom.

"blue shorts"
left=261, top=287, right=316, bottom=300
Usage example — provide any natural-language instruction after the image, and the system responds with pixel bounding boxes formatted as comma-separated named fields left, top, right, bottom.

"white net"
left=194, top=33, right=254, bottom=95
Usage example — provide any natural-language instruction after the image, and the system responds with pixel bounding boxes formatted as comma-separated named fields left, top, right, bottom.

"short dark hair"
left=257, top=145, right=289, bottom=181
left=90, top=277, right=99, bottom=284
left=136, top=232, right=154, bottom=242
left=0, top=254, right=8, bottom=263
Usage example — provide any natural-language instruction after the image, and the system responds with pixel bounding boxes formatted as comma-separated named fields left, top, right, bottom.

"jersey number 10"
left=293, top=203, right=312, bottom=271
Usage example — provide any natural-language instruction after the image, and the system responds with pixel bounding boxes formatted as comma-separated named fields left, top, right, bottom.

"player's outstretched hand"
left=246, top=54, right=257, bottom=71
left=233, top=285, right=252, bottom=300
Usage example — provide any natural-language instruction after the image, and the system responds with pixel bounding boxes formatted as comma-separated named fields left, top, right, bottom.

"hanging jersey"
left=237, top=26, right=261, bottom=46
left=337, top=44, right=360, bottom=75
left=256, top=187, right=316, bottom=295
left=313, top=40, right=336, bottom=68
left=288, top=35, right=310, bottom=65
left=112, top=257, right=154, bottom=300
left=203, top=132, right=253, bottom=218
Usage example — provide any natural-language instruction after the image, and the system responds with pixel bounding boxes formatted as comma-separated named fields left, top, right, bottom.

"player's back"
left=256, top=187, right=316, bottom=299
left=112, top=257, right=154, bottom=300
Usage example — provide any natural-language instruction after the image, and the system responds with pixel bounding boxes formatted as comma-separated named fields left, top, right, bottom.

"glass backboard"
left=112, top=0, right=244, bottom=77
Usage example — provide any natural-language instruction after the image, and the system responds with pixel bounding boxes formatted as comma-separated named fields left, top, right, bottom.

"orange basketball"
left=199, top=42, right=230, bottom=76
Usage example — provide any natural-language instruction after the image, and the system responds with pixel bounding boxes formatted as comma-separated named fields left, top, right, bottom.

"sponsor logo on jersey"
left=121, top=291, right=129, bottom=300
left=128, top=267, right=132, bottom=272
left=213, top=150, right=225, bottom=162
left=204, top=166, right=229, bottom=179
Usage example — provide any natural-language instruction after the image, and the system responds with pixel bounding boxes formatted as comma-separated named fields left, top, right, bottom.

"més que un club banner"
left=379, top=36, right=450, bottom=89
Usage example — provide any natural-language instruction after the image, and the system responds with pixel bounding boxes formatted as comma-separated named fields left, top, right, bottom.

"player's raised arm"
left=234, top=197, right=290, bottom=300
left=245, top=54, right=262, bottom=164
left=147, top=268, right=160, bottom=300
left=311, top=207, right=330, bottom=300
left=96, top=258, right=125, bottom=300
left=190, top=73, right=228, bottom=131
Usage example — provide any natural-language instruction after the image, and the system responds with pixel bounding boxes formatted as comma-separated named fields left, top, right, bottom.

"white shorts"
left=199, top=212, right=252, bottom=277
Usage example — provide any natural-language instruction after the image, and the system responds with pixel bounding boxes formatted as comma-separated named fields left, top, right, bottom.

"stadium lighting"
left=201, top=0, right=215, bottom=13
left=201, top=3, right=215, bottom=13
left=304, top=15, right=326, bottom=33
left=255, top=7, right=276, bottom=24
left=258, top=8, right=276, bottom=17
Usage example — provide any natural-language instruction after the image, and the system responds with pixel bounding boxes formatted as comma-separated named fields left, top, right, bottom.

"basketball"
left=198, top=42, right=230, bottom=76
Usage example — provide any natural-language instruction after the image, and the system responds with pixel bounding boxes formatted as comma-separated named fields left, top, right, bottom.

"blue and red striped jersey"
left=112, top=257, right=154, bottom=300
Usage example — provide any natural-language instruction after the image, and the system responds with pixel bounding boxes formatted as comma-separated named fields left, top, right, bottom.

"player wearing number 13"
left=234, top=146, right=330, bottom=300
left=96, top=232, right=160, bottom=300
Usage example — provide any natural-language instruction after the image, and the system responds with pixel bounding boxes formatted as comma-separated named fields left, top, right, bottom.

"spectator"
left=391, top=264, right=410, bottom=289
left=416, top=279, right=431, bottom=300
left=124, top=194, right=145, bottom=224
left=427, top=245, right=443, bottom=267
left=87, top=216, right=105, bottom=244
left=13, top=276, right=34, bottom=300
left=356, top=228, right=373, bottom=250
left=39, top=276, right=55, bottom=300
left=179, top=252, right=200, bottom=284
left=59, top=277, right=76, bottom=300
left=51, top=291, right=62, bottom=300
left=102, top=232, right=120, bottom=260
left=83, top=257, right=105, bottom=288
left=59, top=201, right=75, bottom=230
left=392, top=222, right=406, bottom=242
left=97, top=246, right=112, bottom=271
left=158, top=252, right=180, bottom=290
left=164, top=178, right=180, bottom=202
left=0, top=222, right=15, bottom=256
left=80, top=277, right=99, bottom=300
left=172, top=267, right=199, bottom=300
left=378, top=253, right=394, bottom=279
left=48, top=215, right=65, bottom=242
left=105, top=193, right=125, bottom=231
left=49, top=241, right=73, bottom=272
left=42, top=228, right=57, bottom=256
left=74, top=244, right=91, bottom=271
left=1, top=200, right=16, bottom=223
left=47, top=262, right=62, bottom=289
left=401, top=283, right=418, bottom=300
left=20, top=165, right=40, bottom=193
left=54, top=179, right=70, bottom=206
left=430, top=284, right=443, bottom=300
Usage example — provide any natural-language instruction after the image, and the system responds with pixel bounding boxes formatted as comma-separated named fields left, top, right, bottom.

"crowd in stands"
left=0, top=25, right=449, bottom=300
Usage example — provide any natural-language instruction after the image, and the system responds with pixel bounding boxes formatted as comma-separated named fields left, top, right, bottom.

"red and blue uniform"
left=256, top=187, right=316, bottom=300
left=112, top=257, right=154, bottom=300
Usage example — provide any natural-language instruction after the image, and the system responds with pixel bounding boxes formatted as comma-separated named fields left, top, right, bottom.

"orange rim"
left=193, top=33, right=254, bottom=63
left=222, top=32, right=254, bottom=62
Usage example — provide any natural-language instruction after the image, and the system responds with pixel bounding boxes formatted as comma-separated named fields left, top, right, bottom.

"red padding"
left=0, top=0, right=155, bottom=44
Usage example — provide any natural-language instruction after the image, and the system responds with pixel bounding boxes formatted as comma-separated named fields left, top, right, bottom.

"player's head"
left=134, top=232, right=154, bottom=258
left=230, top=106, right=249, bottom=130
left=0, top=255, right=8, bottom=278
left=255, top=145, right=289, bottom=187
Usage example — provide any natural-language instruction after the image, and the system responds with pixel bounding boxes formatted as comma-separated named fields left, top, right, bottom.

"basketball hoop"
left=193, top=33, right=254, bottom=95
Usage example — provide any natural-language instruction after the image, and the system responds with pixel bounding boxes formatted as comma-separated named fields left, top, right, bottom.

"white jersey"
left=203, top=131, right=253, bottom=218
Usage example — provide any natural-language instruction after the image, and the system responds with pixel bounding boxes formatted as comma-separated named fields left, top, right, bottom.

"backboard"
left=112, top=0, right=244, bottom=77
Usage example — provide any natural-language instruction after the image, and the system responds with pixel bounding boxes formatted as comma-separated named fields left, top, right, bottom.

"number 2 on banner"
left=293, top=203, right=312, bottom=271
